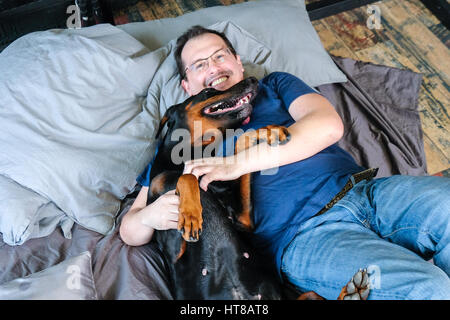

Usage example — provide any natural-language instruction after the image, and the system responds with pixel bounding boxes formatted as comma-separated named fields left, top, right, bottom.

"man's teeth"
left=211, top=77, right=227, bottom=86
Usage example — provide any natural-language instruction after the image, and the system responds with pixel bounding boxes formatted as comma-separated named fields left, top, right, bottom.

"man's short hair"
left=174, top=25, right=237, bottom=80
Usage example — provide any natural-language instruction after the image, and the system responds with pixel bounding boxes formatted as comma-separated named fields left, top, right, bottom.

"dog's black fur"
left=147, top=77, right=283, bottom=299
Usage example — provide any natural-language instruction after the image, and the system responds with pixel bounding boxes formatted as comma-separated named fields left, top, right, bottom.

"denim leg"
left=281, top=175, right=450, bottom=300
left=342, top=175, right=450, bottom=275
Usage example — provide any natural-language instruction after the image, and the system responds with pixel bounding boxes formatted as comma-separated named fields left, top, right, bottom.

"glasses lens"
left=212, top=50, right=226, bottom=63
left=193, top=60, right=208, bottom=72
left=187, top=48, right=231, bottom=75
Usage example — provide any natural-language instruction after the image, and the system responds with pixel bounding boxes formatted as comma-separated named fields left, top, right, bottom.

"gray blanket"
left=319, top=56, right=426, bottom=178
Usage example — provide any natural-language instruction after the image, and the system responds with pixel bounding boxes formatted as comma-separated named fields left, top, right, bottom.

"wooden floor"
left=113, top=0, right=449, bottom=175
left=309, top=0, right=450, bottom=175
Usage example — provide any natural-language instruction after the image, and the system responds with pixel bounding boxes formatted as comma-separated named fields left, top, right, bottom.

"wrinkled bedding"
left=0, top=195, right=173, bottom=299
left=320, top=56, right=426, bottom=178
left=0, top=52, right=425, bottom=299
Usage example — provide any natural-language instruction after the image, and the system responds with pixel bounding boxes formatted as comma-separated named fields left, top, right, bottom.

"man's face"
left=181, top=33, right=245, bottom=96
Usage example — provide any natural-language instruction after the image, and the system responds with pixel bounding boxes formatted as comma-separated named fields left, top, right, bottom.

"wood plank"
left=355, top=41, right=420, bottom=71
left=320, top=9, right=385, bottom=52
left=136, top=1, right=183, bottom=21
left=312, top=20, right=360, bottom=58
left=379, top=1, right=450, bottom=78
left=313, top=0, right=450, bottom=174
left=423, top=133, right=450, bottom=174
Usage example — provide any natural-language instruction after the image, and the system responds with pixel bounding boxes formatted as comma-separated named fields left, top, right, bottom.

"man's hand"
left=183, top=156, right=246, bottom=191
left=140, top=189, right=180, bottom=230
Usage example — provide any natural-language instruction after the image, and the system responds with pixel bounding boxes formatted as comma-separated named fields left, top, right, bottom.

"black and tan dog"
left=147, top=77, right=370, bottom=300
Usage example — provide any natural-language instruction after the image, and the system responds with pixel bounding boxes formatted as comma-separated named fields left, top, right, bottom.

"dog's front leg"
left=176, top=174, right=203, bottom=242
left=233, top=125, right=291, bottom=230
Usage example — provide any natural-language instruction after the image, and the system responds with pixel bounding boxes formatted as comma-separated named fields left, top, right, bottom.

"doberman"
left=147, top=77, right=370, bottom=300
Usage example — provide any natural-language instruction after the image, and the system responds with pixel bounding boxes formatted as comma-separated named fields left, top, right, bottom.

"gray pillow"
left=0, top=24, right=166, bottom=236
left=118, top=0, right=347, bottom=88
left=0, top=175, right=74, bottom=246
left=146, top=20, right=272, bottom=118
left=0, top=251, right=97, bottom=300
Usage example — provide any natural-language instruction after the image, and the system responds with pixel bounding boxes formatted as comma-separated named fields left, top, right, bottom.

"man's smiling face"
left=181, top=33, right=245, bottom=96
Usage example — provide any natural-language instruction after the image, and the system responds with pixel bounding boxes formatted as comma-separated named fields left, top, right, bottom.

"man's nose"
left=207, top=57, right=222, bottom=73
left=207, top=64, right=221, bottom=76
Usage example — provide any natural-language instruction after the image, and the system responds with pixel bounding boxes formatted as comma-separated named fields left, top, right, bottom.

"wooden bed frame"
left=1, top=0, right=449, bottom=52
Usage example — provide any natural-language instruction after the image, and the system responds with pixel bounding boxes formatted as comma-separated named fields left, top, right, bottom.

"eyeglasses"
left=184, top=48, right=232, bottom=77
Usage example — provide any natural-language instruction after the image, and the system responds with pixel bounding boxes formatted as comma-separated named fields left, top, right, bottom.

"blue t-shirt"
left=138, top=72, right=364, bottom=275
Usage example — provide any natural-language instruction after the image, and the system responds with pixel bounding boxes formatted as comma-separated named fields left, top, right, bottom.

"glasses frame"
left=184, top=47, right=232, bottom=78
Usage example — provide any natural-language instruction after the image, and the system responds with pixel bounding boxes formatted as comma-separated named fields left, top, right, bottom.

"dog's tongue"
left=242, top=116, right=250, bottom=125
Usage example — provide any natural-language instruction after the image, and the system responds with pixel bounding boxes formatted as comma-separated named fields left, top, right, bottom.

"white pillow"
left=0, top=175, right=73, bottom=246
left=0, top=252, right=97, bottom=300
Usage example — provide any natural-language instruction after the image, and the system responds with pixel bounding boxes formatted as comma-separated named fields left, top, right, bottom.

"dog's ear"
left=155, top=105, right=179, bottom=140
left=155, top=115, right=170, bottom=140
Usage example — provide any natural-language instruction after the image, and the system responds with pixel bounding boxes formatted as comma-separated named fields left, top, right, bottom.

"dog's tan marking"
left=149, top=173, right=166, bottom=197
left=175, top=239, right=187, bottom=262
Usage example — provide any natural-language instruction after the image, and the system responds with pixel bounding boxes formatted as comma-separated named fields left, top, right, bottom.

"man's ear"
left=236, top=55, right=244, bottom=73
left=181, top=78, right=191, bottom=95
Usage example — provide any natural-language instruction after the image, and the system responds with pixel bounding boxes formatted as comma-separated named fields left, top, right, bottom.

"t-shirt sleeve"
left=265, top=72, right=317, bottom=111
left=136, top=144, right=160, bottom=187
left=136, top=163, right=151, bottom=187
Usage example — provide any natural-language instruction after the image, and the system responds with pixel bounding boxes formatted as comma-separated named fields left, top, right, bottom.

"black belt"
left=313, top=168, right=379, bottom=217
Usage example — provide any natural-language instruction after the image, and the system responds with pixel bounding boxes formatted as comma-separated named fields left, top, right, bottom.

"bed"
left=0, top=0, right=427, bottom=300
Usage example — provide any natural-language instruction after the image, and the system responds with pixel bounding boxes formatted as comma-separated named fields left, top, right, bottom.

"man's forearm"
left=237, top=106, right=344, bottom=174
left=120, top=207, right=155, bottom=246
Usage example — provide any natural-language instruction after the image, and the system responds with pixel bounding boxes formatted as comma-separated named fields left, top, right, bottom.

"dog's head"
left=156, top=77, right=258, bottom=146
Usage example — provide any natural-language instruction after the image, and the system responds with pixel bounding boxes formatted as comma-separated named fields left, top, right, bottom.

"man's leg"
left=343, top=175, right=450, bottom=275
left=281, top=176, right=450, bottom=300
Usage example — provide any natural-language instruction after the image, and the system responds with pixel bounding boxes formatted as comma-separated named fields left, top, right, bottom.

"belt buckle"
left=314, top=168, right=379, bottom=218
left=351, top=168, right=379, bottom=185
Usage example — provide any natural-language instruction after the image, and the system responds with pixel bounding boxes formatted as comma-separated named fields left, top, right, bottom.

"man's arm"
left=243, top=92, right=344, bottom=171
left=183, top=92, right=344, bottom=190
left=119, top=187, right=179, bottom=246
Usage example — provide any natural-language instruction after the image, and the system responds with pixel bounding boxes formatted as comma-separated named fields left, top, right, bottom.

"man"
left=120, top=26, right=450, bottom=299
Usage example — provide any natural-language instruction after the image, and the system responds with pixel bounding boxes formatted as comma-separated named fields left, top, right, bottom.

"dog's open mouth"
left=203, top=93, right=253, bottom=115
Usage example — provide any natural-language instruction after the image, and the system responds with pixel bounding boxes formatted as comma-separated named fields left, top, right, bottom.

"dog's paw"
left=338, top=269, right=370, bottom=300
left=263, top=125, right=291, bottom=146
left=178, top=207, right=203, bottom=242
left=176, top=174, right=203, bottom=242
left=234, top=125, right=291, bottom=154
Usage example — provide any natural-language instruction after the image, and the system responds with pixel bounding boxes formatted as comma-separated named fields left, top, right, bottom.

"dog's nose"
left=246, top=77, right=258, bottom=85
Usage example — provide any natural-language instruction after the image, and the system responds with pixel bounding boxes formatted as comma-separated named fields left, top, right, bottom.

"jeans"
left=281, top=175, right=450, bottom=300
